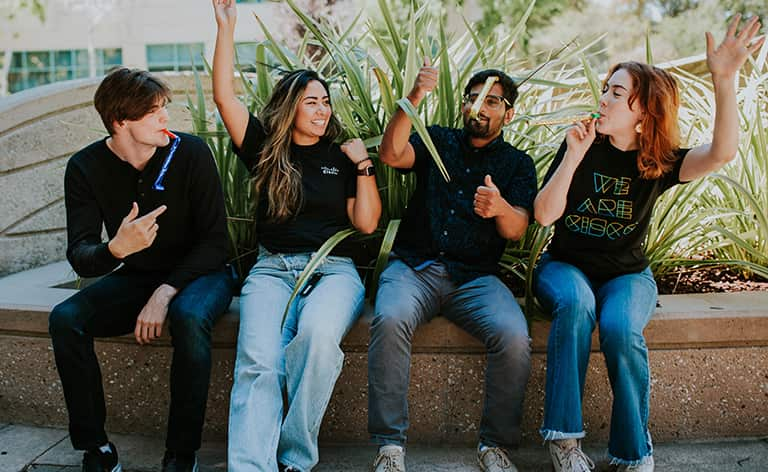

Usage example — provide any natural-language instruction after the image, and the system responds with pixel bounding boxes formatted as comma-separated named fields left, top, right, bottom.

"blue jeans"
left=228, top=248, right=364, bottom=472
left=534, top=253, right=657, bottom=466
left=48, top=267, right=234, bottom=452
left=368, top=259, right=531, bottom=449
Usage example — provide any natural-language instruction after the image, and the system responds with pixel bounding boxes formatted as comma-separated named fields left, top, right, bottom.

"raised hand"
left=474, top=175, right=506, bottom=219
left=565, top=118, right=596, bottom=165
left=213, top=0, right=237, bottom=30
left=341, top=138, right=369, bottom=164
left=407, top=56, right=438, bottom=104
left=108, top=202, right=167, bottom=259
left=706, top=14, right=765, bottom=80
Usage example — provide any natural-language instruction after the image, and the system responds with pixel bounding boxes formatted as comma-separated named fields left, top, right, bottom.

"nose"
left=158, top=106, right=169, bottom=123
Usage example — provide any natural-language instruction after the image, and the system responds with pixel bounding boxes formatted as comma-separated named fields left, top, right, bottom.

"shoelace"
left=373, top=451, right=405, bottom=472
left=562, top=445, right=595, bottom=471
left=480, top=447, right=513, bottom=469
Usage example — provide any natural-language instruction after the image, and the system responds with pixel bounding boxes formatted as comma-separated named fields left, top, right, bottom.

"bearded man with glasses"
left=368, top=61, right=537, bottom=472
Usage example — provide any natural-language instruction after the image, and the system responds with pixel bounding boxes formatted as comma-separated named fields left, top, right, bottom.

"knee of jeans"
left=293, top=322, right=343, bottom=353
left=370, top=306, right=417, bottom=341
left=169, top=306, right=211, bottom=348
left=599, top=322, right=645, bottom=357
left=49, top=301, right=81, bottom=337
left=488, top=328, right=531, bottom=358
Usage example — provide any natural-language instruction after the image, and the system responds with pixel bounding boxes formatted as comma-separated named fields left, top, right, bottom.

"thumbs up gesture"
left=474, top=175, right=505, bottom=219
left=408, top=56, right=438, bottom=104
left=107, top=202, right=168, bottom=259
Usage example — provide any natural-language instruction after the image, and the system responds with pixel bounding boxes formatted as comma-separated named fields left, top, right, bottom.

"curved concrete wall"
left=0, top=74, right=215, bottom=276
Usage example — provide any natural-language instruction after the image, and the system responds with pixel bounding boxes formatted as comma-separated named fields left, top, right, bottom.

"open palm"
left=213, top=0, right=237, bottom=28
left=706, top=14, right=765, bottom=79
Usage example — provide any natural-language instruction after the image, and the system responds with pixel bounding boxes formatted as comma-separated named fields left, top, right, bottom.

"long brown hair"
left=604, top=62, right=680, bottom=179
left=254, top=70, right=342, bottom=222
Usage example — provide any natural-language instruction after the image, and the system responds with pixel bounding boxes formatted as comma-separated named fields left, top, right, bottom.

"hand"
left=340, top=138, right=368, bottom=164
left=108, top=203, right=167, bottom=259
left=564, top=118, right=596, bottom=165
left=706, top=14, right=765, bottom=81
left=134, top=284, right=178, bottom=345
left=213, top=0, right=237, bottom=29
left=474, top=175, right=506, bottom=218
left=407, top=56, right=438, bottom=104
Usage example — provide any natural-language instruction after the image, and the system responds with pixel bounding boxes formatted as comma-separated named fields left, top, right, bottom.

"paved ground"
left=1, top=423, right=767, bottom=471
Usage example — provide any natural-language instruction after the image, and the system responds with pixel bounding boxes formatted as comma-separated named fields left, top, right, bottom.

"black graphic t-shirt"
left=542, top=138, right=689, bottom=281
left=232, top=114, right=357, bottom=254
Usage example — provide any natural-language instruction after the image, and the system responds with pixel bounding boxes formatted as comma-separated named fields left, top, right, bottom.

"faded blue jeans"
left=534, top=252, right=657, bottom=466
left=368, top=259, right=531, bottom=449
left=228, top=247, right=364, bottom=472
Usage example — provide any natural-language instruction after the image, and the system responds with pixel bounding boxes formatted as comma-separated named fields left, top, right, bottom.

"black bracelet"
left=354, top=157, right=372, bottom=167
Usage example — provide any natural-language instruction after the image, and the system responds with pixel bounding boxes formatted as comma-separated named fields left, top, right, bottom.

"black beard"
left=463, top=115, right=493, bottom=138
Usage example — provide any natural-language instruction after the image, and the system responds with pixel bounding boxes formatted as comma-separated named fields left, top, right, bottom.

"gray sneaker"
left=617, top=456, right=654, bottom=471
left=548, top=439, right=595, bottom=472
left=372, top=445, right=406, bottom=472
left=477, top=446, right=519, bottom=472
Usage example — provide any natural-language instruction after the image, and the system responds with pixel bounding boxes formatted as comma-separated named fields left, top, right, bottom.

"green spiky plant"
left=189, top=0, right=767, bottom=319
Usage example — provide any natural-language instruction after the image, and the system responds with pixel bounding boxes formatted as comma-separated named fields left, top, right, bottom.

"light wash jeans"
left=228, top=247, right=364, bottom=472
left=368, top=259, right=531, bottom=449
left=534, top=252, right=657, bottom=466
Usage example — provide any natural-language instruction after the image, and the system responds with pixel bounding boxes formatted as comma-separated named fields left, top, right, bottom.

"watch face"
left=358, top=165, right=376, bottom=176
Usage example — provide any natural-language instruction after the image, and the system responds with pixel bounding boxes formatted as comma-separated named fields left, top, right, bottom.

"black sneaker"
left=161, top=450, right=199, bottom=472
left=82, top=442, right=122, bottom=472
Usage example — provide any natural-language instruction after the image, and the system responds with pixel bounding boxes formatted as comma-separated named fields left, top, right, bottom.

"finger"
left=745, top=19, right=762, bottom=42
left=146, top=205, right=168, bottom=219
left=134, top=322, right=142, bottom=344
left=484, top=174, right=493, bottom=188
left=705, top=32, right=715, bottom=56
left=154, top=322, right=163, bottom=339
left=727, top=13, right=741, bottom=38
left=423, top=56, right=431, bottom=67
left=748, top=35, right=766, bottom=54
left=738, top=15, right=759, bottom=41
left=142, top=323, right=152, bottom=344
left=124, top=202, right=139, bottom=223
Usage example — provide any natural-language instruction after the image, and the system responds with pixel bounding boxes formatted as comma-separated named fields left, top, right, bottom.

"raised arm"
left=379, top=57, right=437, bottom=169
left=212, top=0, right=249, bottom=148
left=534, top=120, right=596, bottom=226
left=680, top=14, right=764, bottom=182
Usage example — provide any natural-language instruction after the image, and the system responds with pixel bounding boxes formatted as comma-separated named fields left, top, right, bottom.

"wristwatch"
left=357, top=165, right=376, bottom=176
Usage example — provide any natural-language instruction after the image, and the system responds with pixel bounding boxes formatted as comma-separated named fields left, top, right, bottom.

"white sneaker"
left=477, top=445, right=518, bottom=472
left=617, top=456, right=654, bottom=471
left=372, top=445, right=406, bottom=472
left=548, top=439, right=595, bottom=472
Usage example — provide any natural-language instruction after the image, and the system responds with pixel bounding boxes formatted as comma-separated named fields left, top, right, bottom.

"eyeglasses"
left=462, top=92, right=511, bottom=110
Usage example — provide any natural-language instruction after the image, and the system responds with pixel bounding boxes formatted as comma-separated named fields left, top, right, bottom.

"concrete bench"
left=1, top=261, right=767, bottom=445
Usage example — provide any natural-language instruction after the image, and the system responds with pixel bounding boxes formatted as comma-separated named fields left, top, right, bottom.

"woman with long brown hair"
left=533, top=15, right=764, bottom=472
left=212, top=1, right=381, bottom=470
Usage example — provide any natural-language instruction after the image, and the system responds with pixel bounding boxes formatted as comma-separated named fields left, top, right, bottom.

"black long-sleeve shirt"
left=63, top=132, right=229, bottom=289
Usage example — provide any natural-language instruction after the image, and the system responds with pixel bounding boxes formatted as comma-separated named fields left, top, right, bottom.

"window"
left=235, top=42, right=259, bottom=72
left=9, top=48, right=122, bottom=93
left=146, top=43, right=205, bottom=72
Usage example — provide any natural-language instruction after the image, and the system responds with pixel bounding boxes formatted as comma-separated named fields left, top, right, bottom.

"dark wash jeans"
left=368, top=259, right=532, bottom=449
left=48, top=266, right=234, bottom=452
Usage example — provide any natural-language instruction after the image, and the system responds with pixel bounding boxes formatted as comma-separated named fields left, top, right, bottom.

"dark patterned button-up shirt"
left=393, top=125, right=537, bottom=285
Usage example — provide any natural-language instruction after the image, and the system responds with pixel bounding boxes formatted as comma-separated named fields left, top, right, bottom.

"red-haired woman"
left=533, top=15, right=764, bottom=472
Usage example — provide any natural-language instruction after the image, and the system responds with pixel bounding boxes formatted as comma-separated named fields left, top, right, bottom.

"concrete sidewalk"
left=2, top=423, right=767, bottom=472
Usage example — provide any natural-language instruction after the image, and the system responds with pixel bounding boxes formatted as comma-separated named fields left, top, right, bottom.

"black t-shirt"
left=232, top=114, right=357, bottom=254
left=542, top=138, right=689, bottom=281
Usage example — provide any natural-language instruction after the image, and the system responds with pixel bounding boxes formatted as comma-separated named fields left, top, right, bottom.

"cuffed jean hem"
left=539, top=429, right=586, bottom=441
left=370, top=436, right=406, bottom=447
left=279, top=458, right=306, bottom=472
left=608, top=452, right=654, bottom=467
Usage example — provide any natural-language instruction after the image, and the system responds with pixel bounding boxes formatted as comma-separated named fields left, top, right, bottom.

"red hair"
left=604, top=62, right=681, bottom=179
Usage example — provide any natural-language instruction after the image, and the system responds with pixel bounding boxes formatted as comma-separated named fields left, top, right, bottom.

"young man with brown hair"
left=49, top=68, right=234, bottom=472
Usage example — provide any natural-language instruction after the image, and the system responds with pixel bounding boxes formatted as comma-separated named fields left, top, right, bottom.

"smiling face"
left=596, top=68, right=645, bottom=148
left=461, top=82, right=514, bottom=140
left=291, top=80, right=332, bottom=145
